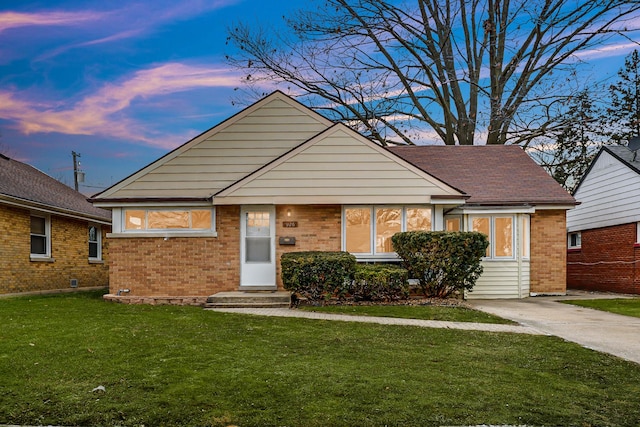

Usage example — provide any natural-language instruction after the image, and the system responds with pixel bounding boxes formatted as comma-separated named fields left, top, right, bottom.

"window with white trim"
left=470, top=215, right=514, bottom=259
left=568, top=232, right=581, bottom=249
left=123, top=209, right=214, bottom=231
left=636, top=222, right=640, bottom=244
left=88, top=225, right=101, bottom=260
left=30, top=215, right=50, bottom=257
left=343, top=206, right=432, bottom=256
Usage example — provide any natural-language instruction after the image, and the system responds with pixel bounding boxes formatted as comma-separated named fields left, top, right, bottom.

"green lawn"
left=1, top=291, right=640, bottom=427
left=300, top=303, right=514, bottom=324
left=563, top=297, right=640, bottom=318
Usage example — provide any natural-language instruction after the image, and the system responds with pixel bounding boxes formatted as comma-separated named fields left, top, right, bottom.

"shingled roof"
left=0, top=153, right=111, bottom=222
left=388, top=145, right=576, bottom=206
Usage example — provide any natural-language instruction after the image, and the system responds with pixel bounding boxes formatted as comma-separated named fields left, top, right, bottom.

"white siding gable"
left=567, top=150, right=640, bottom=232
left=214, top=124, right=464, bottom=205
left=94, top=92, right=332, bottom=200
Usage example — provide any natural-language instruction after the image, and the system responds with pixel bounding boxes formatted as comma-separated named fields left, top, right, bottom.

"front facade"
left=567, top=145, right=640, bottom=294
left=0, top=154, right=111, bottom=294
left=92, top=92, right=574, bottom=303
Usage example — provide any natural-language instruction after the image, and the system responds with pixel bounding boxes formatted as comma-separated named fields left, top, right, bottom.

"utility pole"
left=72, top=151, right=82, bottom=191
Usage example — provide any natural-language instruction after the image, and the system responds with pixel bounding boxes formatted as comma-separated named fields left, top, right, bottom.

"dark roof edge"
left=89, top=197, right=211, bottom=204
left=0, top=194, right=111, bottom=223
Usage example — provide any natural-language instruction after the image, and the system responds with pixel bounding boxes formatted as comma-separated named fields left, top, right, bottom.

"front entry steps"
left=205, top=291, right=291, bottom=309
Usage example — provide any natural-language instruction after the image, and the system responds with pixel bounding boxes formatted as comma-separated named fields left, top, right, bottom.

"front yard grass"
left=563, top=297, right=640, bottom=318
left=1, top=290, right=640, bottom=426
left=299, top=303, right=513, bottom=324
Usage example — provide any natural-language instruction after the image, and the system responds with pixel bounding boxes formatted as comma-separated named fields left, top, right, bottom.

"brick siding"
left=0, top=204, right=110, bottom=294
left=107, top=205, right=342, bottom=298
left=108, top=205, right=241, bottom=297
left=275, top=205, right=342, bottom=288
left=567, top=223, right=640, bottom=294
left=530, top=209, right=567, bottom=295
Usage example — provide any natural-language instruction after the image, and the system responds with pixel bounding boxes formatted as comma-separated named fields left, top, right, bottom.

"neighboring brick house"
left=567, top=142, right=640, bottom=294
left=90, top=91, right=575, bottom=304
left=0, top=153, right=111, bottom=294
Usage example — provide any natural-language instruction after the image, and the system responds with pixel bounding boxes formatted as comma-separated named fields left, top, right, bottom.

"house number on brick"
left=283, top=221, right=298, bottom=228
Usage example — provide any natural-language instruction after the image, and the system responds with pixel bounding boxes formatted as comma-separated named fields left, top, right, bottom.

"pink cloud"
left=0, top=11, right=101, bottom=32
left=0, top=63, right=241, bottom=149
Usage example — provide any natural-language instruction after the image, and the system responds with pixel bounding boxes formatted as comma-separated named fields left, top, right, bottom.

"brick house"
left=90, top=91, right=575, bottom=304
left=0, top=153, right=111, bottom=294
left=567, top=142, right=640, bottom=294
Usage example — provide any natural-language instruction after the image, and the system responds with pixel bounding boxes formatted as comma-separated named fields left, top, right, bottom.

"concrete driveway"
left=468, top=291, right=640, bottom=365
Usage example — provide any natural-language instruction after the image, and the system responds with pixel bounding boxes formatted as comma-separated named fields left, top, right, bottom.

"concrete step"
left=204, top=291, right=291, bottom=309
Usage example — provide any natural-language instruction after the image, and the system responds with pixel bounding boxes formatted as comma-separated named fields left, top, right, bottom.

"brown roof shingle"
left=0, top=154, right=111, bottom=221
left=388, top=145, right=576, bottom=206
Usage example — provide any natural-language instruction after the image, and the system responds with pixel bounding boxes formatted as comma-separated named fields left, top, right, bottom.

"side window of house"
left=30, top=215, right=50, bottom=257
left=470, top=215, right=514, bottom=259
left=568, top=232, right=581, bottom=249
left=89, top=225, right=101, bottom=260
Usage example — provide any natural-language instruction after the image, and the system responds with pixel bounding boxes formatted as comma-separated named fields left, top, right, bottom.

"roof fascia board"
left=92, top=91, right=333, bottom=200
left=92, top=199, right=213, bottom=208
left=0, top=195, right=111, bottom=225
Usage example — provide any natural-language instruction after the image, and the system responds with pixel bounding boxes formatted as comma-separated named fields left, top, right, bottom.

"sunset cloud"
left=0, top=63, right=241, bottom=149
left=0, top=10, right=101, bottom=32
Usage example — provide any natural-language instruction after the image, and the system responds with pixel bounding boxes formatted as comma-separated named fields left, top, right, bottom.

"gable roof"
left=91, top=91, right=333, bottom=202
left=572, top=145, right=640, bottom=195
left=0, top=154, right=111, bottom=222
left=213, top=123, right=465, bottom=205
left=388, top=145, right=576, bottom=206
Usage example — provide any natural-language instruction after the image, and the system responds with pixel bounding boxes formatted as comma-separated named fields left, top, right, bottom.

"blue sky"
left=1, top=0, right=639, bottom=194
left=0, top=0, right=299, bottom=193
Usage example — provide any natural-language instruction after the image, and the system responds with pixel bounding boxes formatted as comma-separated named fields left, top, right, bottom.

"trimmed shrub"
left=281, top=251, right=357, bottom=303
left=349, top=264, right=410, bottom=302
left=391, top=231, right=489, bottom=298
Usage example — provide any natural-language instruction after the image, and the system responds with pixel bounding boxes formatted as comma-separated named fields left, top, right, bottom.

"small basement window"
left=568, top=232, right=581, bottom=249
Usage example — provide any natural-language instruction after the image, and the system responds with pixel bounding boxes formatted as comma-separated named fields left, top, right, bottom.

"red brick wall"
left=108, top=205, right=241, bottom=297
left=275, top=205, right=342, bottom=288
left=0, top=204, right=110, bottom=294
left=567, top=223, right=640, bottom=294
left=530, top=210, right=567, bottom=295
left=108, top=205, right=343, bottom=297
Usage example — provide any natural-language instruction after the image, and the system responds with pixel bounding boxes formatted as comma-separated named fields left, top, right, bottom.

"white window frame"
left=30, top=214, right=51, bottom=259
left=469, top=215, right=516, bottom=260
left=636, top=222, right=640, bottom=244
left=111, top=207, right=217, bottom=238
left=521, top=214, right=530, bottom=259
left=342, top=205, right=433, bottom=260
left=568, top=231, right=582, bottom=249
left=88, top=224, right=102, bottom=261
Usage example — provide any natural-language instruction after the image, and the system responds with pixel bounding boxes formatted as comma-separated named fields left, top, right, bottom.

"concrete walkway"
left=210, top=290, right=640, bottom=364
left=210, top=306, right=545, bottom=335
left=468, top=292, right=640, bottom=365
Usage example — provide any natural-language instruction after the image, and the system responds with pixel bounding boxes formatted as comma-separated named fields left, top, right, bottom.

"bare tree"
left=227, top=0, right=640, bottom=146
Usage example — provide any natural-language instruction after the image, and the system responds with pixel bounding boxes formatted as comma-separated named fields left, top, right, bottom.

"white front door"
left=240, top=205, right=276, bottom=289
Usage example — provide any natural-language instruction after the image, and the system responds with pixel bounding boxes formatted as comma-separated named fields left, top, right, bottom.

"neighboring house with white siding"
left=567, top=142, right=640, bottom=294
left=90, top=91, right=575, bottom=303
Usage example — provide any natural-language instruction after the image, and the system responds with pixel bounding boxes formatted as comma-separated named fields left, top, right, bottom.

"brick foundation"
left=567, top=223, right=640, bottom=294
left=530, top=210, right=567, bottom=295
left=0, top=204, right=110, bottom=294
